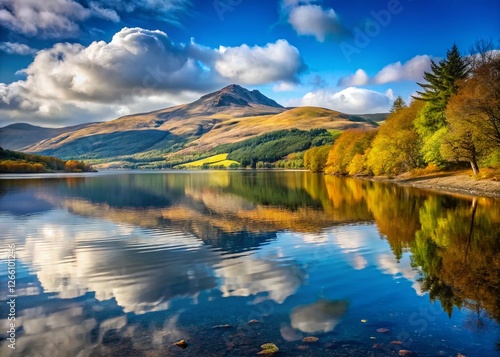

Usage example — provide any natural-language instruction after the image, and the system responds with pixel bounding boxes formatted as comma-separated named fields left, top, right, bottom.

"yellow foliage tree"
left=367, top=100, right=424, bottom=176
left=324, top=129, right=377, bottom=175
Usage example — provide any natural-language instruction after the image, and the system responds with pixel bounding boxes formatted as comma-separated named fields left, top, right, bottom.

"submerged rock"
left=258, top=343, right=279, bottom=355
left=174, top=339, right=188, bottom=349
left=302, top=336, right=319, bottom=343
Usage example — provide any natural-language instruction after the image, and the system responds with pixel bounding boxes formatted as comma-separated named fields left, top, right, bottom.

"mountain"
left=3, top=84, right=385, bottom=167
left=0, top=122, right=99, bottom=151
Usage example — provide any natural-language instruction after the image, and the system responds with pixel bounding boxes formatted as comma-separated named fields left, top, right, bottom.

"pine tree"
left=413, top=44, right=469, bottom=165
left=415, top=44, right=469, bottom=106
left=390, top=96, right=407, bottom=113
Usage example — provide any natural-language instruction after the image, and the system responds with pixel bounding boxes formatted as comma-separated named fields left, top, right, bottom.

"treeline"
left=311, top=41, right=500, bottom=176
left=0, top=147, right=96, bottom=173
left=217, top=129, right=335, bottom=168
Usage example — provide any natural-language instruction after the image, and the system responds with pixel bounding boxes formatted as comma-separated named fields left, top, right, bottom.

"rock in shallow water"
left=258, top=343, right=279, bottom=355
left=174, top=339, right=188, bottom=349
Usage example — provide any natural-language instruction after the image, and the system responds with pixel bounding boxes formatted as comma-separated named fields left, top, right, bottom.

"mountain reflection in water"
left=0, top=170, right=499, bottom=357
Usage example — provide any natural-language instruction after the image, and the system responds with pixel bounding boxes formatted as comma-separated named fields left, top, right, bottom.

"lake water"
left=0, top=170, right=499, bottom=357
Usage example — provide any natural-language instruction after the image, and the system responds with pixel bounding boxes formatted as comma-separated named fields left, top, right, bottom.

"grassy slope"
left=175, top=154, right=239, bottom=168
left=171, top=107, right=377, bottom=157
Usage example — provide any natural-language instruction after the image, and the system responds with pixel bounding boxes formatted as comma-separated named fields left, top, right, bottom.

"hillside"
left=0, top=122, right=99, bottom=151
left=3, top=85, right=385, bottom=167
left=0, top=147, right=96, bottom=173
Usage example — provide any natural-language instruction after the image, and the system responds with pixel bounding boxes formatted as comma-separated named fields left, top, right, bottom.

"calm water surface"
left=0, top=170, right=499, bottom=356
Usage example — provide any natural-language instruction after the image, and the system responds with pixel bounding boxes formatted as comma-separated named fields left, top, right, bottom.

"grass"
left=175, top=154, right=239, bottom=169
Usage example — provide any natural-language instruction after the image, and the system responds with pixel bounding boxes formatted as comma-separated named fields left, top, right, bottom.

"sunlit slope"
left=22, top=85, right=384, bottom=162
left=174, top=154, right=239, bottom=168
left=170, top=107, right=377, bottom=156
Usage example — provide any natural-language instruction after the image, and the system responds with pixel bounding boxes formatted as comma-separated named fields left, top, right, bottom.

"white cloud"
left=0, top=0, right=92, bottom=38
left=373, top=55, right=432, bottom=84
left=273, top=82, right=297, bottom=92
left=0, top=27, right=305, bottom=126
left=338, top=55, right=433, bottom=86
left=0, top=0, right=190, bottom=38
left=215, top=40, right=305, bottom=85
left=338, top=68, right=369, bottom=86
left=89, top=2, right=120, bottom=22
left=283, top=2, right=350, bottom=42
left=300, top=87, right=392, bottom=114
left=0, top=42, right=37, bottom=55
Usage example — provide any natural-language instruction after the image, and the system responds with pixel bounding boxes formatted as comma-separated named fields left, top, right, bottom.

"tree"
left=442, top=55, right=500, bottom=174
left=368, top=100, right=424, bottom=175
left=304, top=145, right=332, bottom=172
left=324, top=129, right=377, bottom=175
left=414, top=44, right=469, bottom=165
left=390, top=96, right=408, bottom=113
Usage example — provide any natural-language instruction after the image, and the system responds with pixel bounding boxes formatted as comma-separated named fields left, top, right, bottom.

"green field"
left=175, top=154, right=240, bottom=169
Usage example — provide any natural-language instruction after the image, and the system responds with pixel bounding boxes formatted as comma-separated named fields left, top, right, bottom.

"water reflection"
left=290, top=299, right=349, bottom=334
left=0, top=171, right=499, bottom=356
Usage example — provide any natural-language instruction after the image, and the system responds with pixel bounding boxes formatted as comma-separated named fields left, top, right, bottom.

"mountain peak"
left=194, top=84, right=284, bottom=110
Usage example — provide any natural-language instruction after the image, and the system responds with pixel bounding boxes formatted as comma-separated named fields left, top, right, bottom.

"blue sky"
left=0, top=0, right=498, bottom=127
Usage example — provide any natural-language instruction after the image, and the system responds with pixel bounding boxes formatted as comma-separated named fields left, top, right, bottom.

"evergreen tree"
left=390, top=96, right=408, bottom=113
left=413, top=44, right=469, bottom=165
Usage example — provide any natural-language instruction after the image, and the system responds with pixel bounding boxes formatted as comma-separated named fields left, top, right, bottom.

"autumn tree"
left=367, top=100, right=425, bottom=176
left=441, top=51, right=500, bottom=174
left=324, top=129, right=377, bottom=175
left=442, top=86, right=489, bottom=174
left=304, top=145, right=332, bottom=172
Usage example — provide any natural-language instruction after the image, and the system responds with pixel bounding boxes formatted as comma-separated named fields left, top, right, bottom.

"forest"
left=305, top=41, right=500, bottom=177
left=0, top=147, right=96, bottom=173
left=216, top=128, right=336, bottom=169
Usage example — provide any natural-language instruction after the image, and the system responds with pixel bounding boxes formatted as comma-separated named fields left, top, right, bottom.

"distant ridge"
left=0, top=122, right=100, bottom=151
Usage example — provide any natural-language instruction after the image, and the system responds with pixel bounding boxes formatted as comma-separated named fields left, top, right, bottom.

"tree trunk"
left=470, top=158, right=480, bottom=175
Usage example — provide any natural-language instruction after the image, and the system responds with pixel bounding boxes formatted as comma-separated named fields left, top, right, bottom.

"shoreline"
left=359, top=171, right=500, bottom=199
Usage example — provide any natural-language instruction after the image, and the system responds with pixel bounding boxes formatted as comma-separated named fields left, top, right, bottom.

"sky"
left=0, top=0, right=498, bottom=127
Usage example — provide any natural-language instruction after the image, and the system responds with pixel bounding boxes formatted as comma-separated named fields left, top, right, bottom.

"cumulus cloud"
left=338, top=68, right=369, bottom=86
left=373, top=55, right=432, bottom=84
left=288, top=4, right=349, bottom=42
left=0, top=0, right=189, bottom=38
left=300, top=87, right=392, bottom=114
left=215, top=40, right=305, bottom=85
left=338, top=55, right=433, bottom=86
left=0, top=0, right=90, bottom=38
left=282, top=1, right=350, bottom=42
left=0, top=42, right=37, bottom=55
left=0, top=27, right=305, bottom=126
